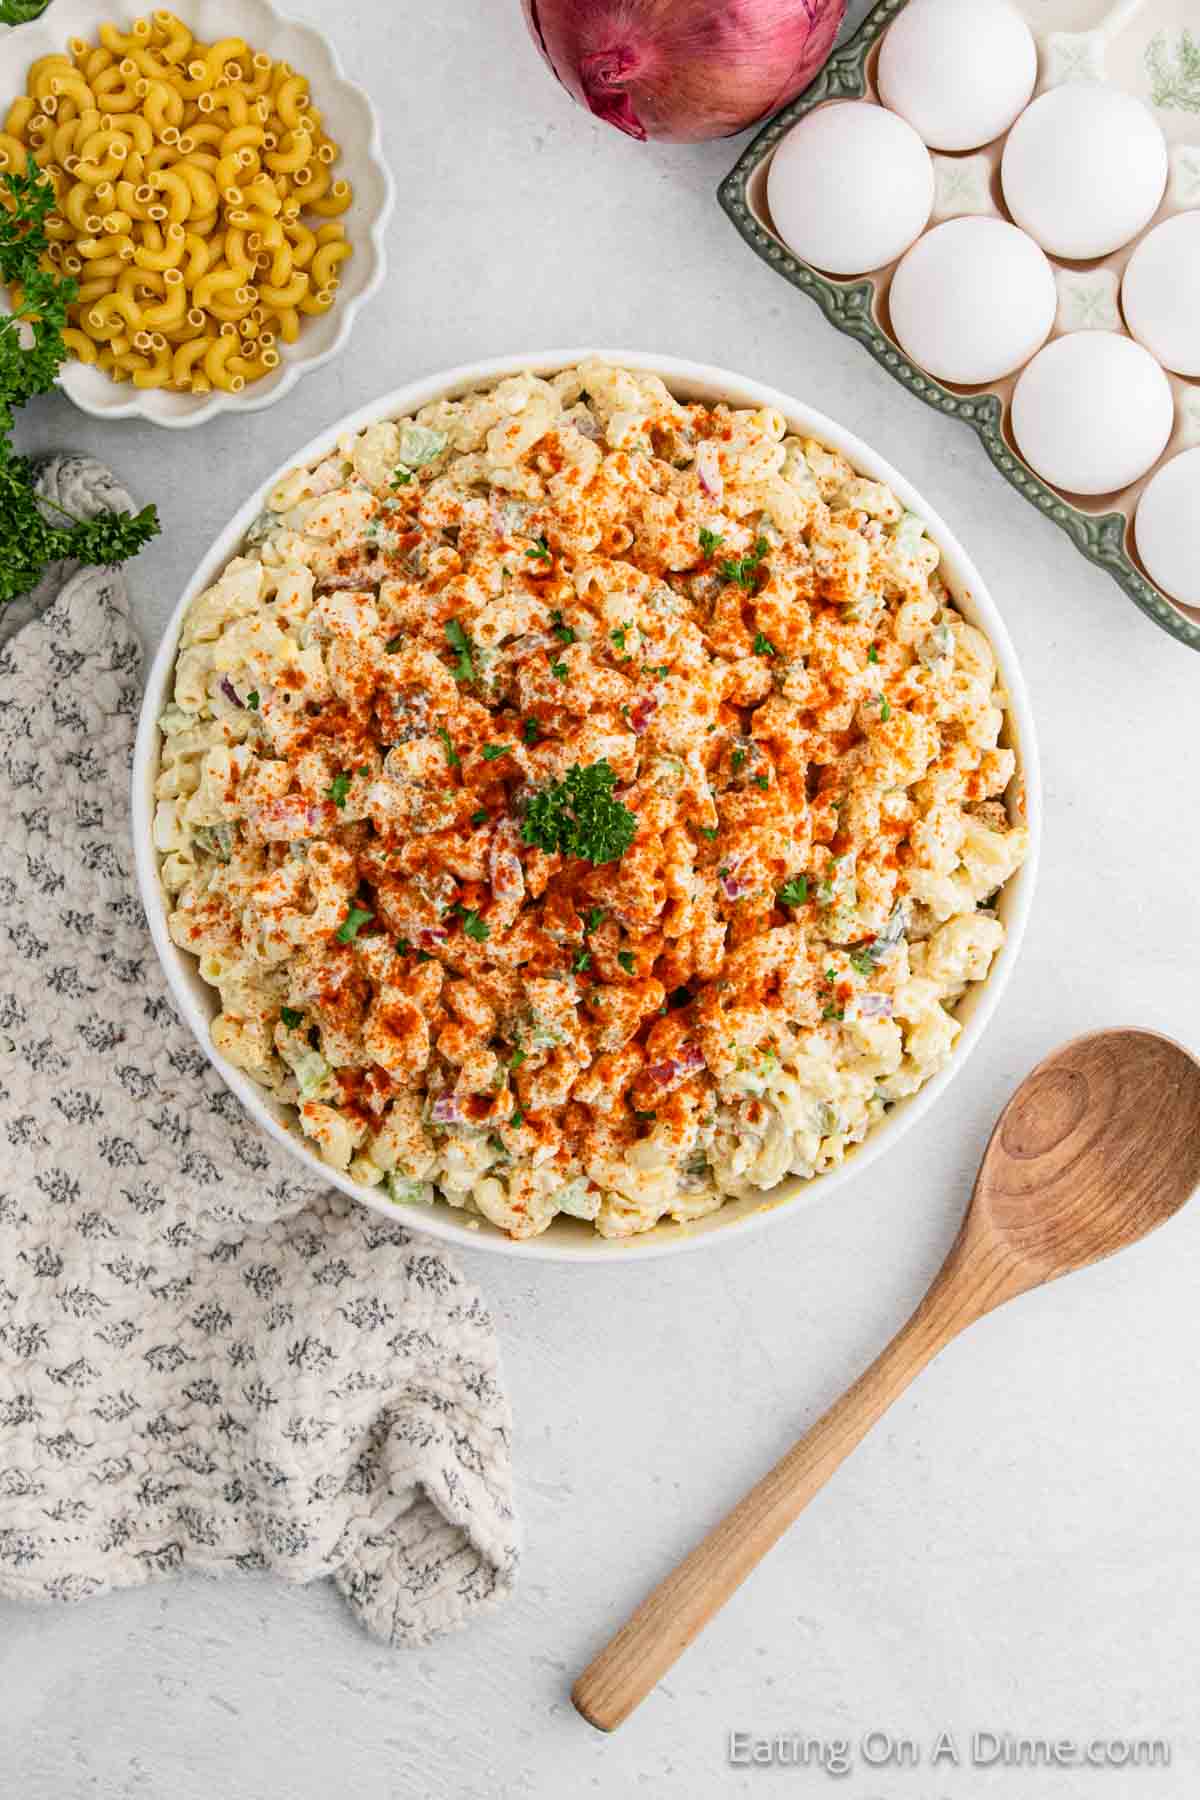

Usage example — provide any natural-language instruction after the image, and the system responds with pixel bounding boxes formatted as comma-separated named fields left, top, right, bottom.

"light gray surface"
left=5, top=1, right=1200, bottom=1795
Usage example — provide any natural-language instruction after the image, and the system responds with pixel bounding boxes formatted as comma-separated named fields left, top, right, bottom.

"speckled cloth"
left=0, top=458, right=519, bottom=1644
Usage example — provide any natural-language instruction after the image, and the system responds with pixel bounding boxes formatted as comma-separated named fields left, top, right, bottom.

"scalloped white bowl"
left=133, top=350, right=1042, bottom=1260
left=0, top=0, right=392, bottom=428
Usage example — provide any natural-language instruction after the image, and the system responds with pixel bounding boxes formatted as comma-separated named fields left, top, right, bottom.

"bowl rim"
left=0, top=0, right=394, bottom=430
left=132, top=347, right=1042, bottom=1261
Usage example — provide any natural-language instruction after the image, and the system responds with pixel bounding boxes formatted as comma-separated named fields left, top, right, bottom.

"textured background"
left=5, top=0, right=1200, bottom=1794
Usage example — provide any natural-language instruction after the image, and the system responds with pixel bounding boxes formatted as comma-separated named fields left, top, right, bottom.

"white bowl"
left=133, top=350, right=1042, bottom=1260
left=0, top=0, right=393, bottom=428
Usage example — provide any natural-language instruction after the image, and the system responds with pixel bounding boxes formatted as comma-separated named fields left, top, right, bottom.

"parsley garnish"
left=878, top=695, right=891, bottom=723
left=549, top=660, right=569, bottom=681
left=701, top=826, right=718, bottom=841
left=779, top=878, right=808, bottom=907
left=525, top=535, right=552, bottom=564
left=521, top=761, right=636, bottom=865
left=390, top=467, right=413, bottom=488
left=586, top=907, right=606, bottom=933
left=510, top=1107, right=525, bottom=1128
left=280, top=1007, right=304, bottom=1029
left=610, top=625, right=628, bottom=651
left=753, top=633, right=777, bottom=657
left=480, top=743, right=511, bottom=761
left=0, top=156, right=160, bottom=609
left=453, top=904, right=490, bottom=942
left=822, top=1004, right=845, bottom=1023
left=508, top=1046, right=527, bottom=1072
left=867, top=645, right=879, bottom=664
left=445, top=617, right=474, bottom=681
left=634, top=1109, right=657, bottom=1122
left=436, top=726, right=459, bottom=768
left=471, top=808, right=489, bottom=826
left=246, top=690, right=260, bottom=710
left=523, top=717, right=540, bottom=745
left=550, top=608, right=576, bottom=644
left=335, top=905, right=373, bottom=944
left=385, top=635, right=404, bottom=653
left=668, top=986, right=692, bottom=1009
left=752, top=774, right=769, bottom=792
left=719, top=536, right=770, bottom=592
left=396, top=938, right=411, bottom=955
left=573, top=948, right=591, bottom=973
left=327, top=772, right=352, bottom=808
left=617, top=950, right=635, bottom=974
left=699, top=527, right=724, bottom=560
left=731, top=748, right=747, bottom=774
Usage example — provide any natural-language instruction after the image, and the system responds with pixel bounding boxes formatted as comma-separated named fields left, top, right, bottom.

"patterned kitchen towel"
left=0, top=458, right=520, bottom=1644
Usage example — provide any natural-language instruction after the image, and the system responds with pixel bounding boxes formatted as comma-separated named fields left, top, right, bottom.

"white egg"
left=1135, top=449, right=1200, bottom=607
left=1011, top=333, right=1174, bottom=496
left=1122, top=211, right=1200, bottom=378
left=767, top=101, right=934, bottom=276
left=1002, top=86, right=1168, bottom=259
left=888, top=218, right=1056, bottom=385
left=878, top=0, right=1037, bottom=152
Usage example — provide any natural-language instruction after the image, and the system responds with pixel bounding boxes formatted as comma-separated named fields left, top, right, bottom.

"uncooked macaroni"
left=0, top=11, right=352, bottom=392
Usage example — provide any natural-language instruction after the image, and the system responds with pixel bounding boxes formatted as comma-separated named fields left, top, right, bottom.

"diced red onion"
left=695, top=442, right=723, bottom=502
left=220, top=677, right=243, bottom=709
left=418, top=926, right=449, bottom=950
left=629, top=694, right=659, bottom=736
left=648, top=1043, right=706, bottom=1085
left=431, top=1094, right=464, bottom=1125
left=857, top=993, right=894, bottom=1020
left=719, top=867, right=754, bottom=902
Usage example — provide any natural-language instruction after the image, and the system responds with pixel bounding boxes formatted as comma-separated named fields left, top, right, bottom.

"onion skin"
left=522, top=0, right=846, bottom=143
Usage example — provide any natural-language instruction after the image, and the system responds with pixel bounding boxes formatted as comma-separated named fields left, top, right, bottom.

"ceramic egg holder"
left=720, top=0, right=1200, bottom=651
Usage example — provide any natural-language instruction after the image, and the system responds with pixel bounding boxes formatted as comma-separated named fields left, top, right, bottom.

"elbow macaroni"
left=155, top=363, right=1030, bottom=1240
left=0, top=11, right=353, bottom=393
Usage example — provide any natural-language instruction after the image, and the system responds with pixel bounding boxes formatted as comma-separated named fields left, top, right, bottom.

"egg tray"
left=718, top=0, right=1200, bottom=652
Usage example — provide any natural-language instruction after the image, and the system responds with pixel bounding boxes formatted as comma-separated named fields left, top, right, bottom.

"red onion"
left=695, top=441, right=723, bottom=502
left=628, top=694, right=658, bottom=736
left=521, top=0, right=846, bottom=143
left=648, top=1044, right=706, bottom=1086
left=719, top=866, right=755, bottom=902
left=220, top=677, right=243, bottom=709
left=431, top=1094, right=464, bottom=1125
left=856, top=992, right=894, bottom=1020
left=418, top=925, right=450, bottom=950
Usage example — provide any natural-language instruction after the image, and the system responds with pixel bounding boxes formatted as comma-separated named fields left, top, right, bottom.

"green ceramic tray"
left=717, top=0, right=1200, bottom=654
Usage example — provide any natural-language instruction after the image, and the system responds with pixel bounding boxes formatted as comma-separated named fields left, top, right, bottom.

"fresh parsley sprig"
left=0, top=158, right=159, bottom=608
left=521, top=761, right=636, bottom=865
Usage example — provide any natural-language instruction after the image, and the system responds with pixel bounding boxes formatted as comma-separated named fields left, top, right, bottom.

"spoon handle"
left=572, top=1247, right=987, bottom=1733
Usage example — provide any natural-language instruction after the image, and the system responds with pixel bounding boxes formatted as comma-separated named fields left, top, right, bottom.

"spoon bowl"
left=970, top=1030, right=1200, bottom=1296
left=574, top=1029, right=1200, bottom=1732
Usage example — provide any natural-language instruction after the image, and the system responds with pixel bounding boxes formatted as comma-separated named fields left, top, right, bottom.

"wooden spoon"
left=573, top=1029, right=1200, bottom=1733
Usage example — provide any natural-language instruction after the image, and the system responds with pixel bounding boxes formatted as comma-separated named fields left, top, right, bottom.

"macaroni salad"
left=155, top=361, right=1029, bottom=1239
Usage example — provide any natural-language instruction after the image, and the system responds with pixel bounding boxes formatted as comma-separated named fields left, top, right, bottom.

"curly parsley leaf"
left=698, top=527, right=724, bottom=559
left=521, top=760, right=636, bottom=866
left=719, top=535, right=770, bottom=592
left=280, top=1007, right=304, bottom=1030
left=779, top=878, right=809, bottom=907
left=525, top=534, right=552, bottom=564
left=327, top=771, right=352, bottom=808
left=0, top=158, right=159, bottom=608
left=453, top=904, right=490, bottom=942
